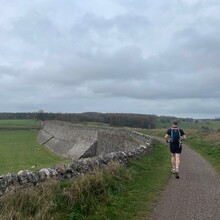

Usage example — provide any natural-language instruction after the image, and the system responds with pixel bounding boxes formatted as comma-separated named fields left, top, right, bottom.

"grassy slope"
left=0, top=141, right=171, bottom=220
left=86, top=141, right=170, bottom=220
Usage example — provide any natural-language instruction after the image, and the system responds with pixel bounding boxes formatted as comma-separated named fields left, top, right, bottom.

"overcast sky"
left=0, top=0, right=220, bottom=119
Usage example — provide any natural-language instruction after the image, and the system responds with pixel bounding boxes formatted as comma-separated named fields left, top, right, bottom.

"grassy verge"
left=185, top=129, right=220, bottom=173
left=0, top=141, right=170, bottom=220
left=141, top=128, right=220, bottom=174
left=0, top=130, right=70, bottom=175
left=87, top=141, right=170, bottom=220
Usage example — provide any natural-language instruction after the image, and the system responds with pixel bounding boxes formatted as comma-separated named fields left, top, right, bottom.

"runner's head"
left=172, top=120, right=178, bottom=128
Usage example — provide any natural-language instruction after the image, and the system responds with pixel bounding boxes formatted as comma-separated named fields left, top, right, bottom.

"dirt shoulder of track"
left=148, top=137, right=220, bottom=220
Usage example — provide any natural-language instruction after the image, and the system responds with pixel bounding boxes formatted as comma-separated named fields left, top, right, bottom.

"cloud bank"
left=0, top=0, right=220, bottom=118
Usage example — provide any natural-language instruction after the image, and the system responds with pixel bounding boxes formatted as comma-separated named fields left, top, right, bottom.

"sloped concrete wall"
left=37, top=121, right=98, bottom=159
left=37, top=121, right=150, bottom=160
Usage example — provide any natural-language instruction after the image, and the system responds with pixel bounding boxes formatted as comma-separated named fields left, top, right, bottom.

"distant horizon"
left=0, top=111, right=218, bottom=120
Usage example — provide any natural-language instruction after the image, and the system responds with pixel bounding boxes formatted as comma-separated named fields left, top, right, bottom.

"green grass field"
left=0, top=119, right=40, bottom=129
left=155, top=118, right=220, bottom=131
left=0, top=119, right=69, bottom=175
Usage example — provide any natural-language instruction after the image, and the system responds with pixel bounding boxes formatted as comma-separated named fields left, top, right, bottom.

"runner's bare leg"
left=175, top=153, right=180, bottom=171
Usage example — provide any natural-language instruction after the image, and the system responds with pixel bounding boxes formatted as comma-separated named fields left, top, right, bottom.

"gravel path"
left=149, top=138, right=220, bottom=220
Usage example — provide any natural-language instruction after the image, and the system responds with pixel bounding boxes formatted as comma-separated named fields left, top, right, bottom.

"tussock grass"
left=0, top=141, right=170, bottom=220
left=0, top=163, right=127, bottom=219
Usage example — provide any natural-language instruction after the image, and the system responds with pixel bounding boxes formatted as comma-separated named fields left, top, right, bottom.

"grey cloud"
left=112, top=0, right=155, bottom=11
left=163, top=98, right=220, bottom=116
left=11, top=11, right=60, bottom=50
left=21, top=45, right=148, bottom=86
left=69, top=12, right=151, bottom=52
left=0, top=65, right=17, bottom=77
left=1, top=0, right=220, bottom=118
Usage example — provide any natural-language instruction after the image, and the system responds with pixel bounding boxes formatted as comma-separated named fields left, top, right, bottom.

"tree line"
left=0, top=111, right=197, bottom=129
left=0, top=112, right=157, bottom=129
left=36, top=112, right=158, bottom=129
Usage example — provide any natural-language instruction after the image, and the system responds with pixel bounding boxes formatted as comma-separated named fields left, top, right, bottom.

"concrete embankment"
left=37, top=121, right=149, bottom=159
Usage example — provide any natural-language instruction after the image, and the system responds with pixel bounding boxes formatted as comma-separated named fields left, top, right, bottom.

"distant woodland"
left=0, top=112, right=191, bottom=129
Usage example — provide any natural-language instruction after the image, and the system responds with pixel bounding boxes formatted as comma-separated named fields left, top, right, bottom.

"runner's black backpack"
left=170, top=128, right=181, bottom=143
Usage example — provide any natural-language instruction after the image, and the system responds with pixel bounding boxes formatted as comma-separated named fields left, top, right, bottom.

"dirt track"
left=149, top=138, right=220, bottom=220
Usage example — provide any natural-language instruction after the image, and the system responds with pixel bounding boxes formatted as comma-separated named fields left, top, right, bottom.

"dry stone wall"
left=96, top=129, right=148, bottom=155
left=0, top=121, right=153, bottom=196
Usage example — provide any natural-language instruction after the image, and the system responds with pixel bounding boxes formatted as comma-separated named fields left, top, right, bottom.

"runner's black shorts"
left=170, top=142, right=182, bottom=154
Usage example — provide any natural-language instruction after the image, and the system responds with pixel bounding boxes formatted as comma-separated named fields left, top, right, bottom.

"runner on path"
left=149, top=139, right=220, bottom=220
left=165, top=120, right=186, bottom=178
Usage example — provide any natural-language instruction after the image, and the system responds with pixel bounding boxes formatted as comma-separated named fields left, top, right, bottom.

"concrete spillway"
left=37, top=121, right=149, bottom=160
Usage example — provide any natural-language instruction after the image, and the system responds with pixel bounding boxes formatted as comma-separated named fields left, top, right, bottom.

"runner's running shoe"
left=171, top=168, right=176, bottom=174
left=175, top=171, right=179, bottom=179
